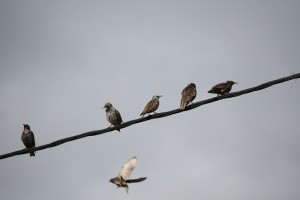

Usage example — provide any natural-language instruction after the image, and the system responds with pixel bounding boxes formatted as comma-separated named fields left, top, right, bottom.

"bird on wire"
left=208, top=80, right=238, bottom=96
left=21, top=124, right=36, bottom=157
left=180, top=83, right=197, bottom=110
left=102, top=102, right=123, bottom=132
left=140, top=95, right=162, bottom=118
left=109, top=156, right=147, bottom=193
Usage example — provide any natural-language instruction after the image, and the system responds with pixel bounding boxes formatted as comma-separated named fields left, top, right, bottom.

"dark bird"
left=208, top=80, right=238, bottom=96
left=21, top=124, right=36, bottom=157
left=102, top=102, right=123, bottom=132
left=140, top=95, right=162, bottom=117
left=180, top=83, right=197, bottom=110
left=109, top=156, right=147, bottom=193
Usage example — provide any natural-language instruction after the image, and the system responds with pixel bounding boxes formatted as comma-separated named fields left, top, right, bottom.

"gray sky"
left=0, top=1, right=300, bottom=200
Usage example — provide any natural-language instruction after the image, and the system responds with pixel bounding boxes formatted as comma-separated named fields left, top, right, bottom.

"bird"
left=109, top=156, right=147, bottom=193
left=208, top=80, right=238, bottom=96
left=180, top=83, right=197, bottom=110
left=140, top=95, right=162, bottom=117
left=102, top=102, right=123, bottom=132
left=21, top=124, right=36, bottom=157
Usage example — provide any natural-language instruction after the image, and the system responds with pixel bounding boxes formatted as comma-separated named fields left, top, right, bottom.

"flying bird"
left=21, top=124, right=36, bottom=157
left=180, top=83, right=197, bottom=110
left=208, top=80, right=238, bottom=96
left=140, top=95, right=162, bottom=117
left=102, top=102, right=123, bottom=132
left=109, top=156, right=147, bottom=193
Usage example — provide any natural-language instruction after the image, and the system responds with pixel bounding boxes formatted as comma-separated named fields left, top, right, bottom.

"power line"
left=0, top=73, right=299, bottom=160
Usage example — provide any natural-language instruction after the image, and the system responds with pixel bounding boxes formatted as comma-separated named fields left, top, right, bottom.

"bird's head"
left=152, top=95, right=162, bottom=100
left=188, top=83, right=196, bottom=88
left=23, top=124, right=30, bottom=130
left=227, top=81, right=238, bottom=85
left=102, top=102, right=113, bottom=109
left=109, top=177, right=118, bottom=183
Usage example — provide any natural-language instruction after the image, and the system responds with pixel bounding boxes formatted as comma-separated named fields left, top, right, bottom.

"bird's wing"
left=126, top=177, right=147, bottom=183
left=181, top=86, right=189, bottom=95
left=118, top=156, right=137, bottom=180
left=181, top=84, right=193, bottom=95
left=115, top=109, right=123, bottom=123
left=212, top=82, right=227, bottom=90
left=30, top=131, right=35, bottom=147
left=181, top=84, right=196, bottom=95
left=143, top=100, right=156, bottom=113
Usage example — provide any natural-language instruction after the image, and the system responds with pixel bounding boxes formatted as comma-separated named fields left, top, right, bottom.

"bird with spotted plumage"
left=180, top=83, right=197, bottom=110
left=102, top=102, right=123, bottom=132
left=109, top=156, right=147, bottom=193
left=21, top=124, right=36, bottom=157
left=140, top=95, right=162, bottom=118
left=208, top=80, right=238, bottom=96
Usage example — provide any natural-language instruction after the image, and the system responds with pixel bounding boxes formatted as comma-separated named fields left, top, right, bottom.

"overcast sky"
left=0, top=1, right=300, bottom=200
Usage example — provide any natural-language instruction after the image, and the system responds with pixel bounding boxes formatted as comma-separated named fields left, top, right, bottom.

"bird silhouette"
left=140, top=95, right=162, bottom=117
left=180, top=83, right=197, bottom=110
left=109, top=156, right=147, bottom=193
left=102, top=102, right=123, bottom=132
left=208, top=80, right=237, bottom=96
left=21, top=124, right=36, bottom=157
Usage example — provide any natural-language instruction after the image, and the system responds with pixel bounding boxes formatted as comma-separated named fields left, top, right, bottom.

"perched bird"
left=140, top=95, right=162, bottom=117
left=102, top=102, right=123, bottom=132
left=21, top=124, right=36, bottom=157
left=180, top=83, right=197, bottom=110
left=109, top=156, right=147, bottom=193
left=208, top=80, right=238, bottom=96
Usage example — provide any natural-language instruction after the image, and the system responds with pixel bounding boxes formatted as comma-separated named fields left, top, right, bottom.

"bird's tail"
left=180, top=99, right=186, bottom=110
left=125, top=185, right=129, bottom=193
left=126, top=177, right=147, bottom=183
left=30, top=151, right=35, bottom=157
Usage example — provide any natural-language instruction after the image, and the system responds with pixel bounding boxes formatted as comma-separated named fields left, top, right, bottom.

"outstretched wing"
left=118, top=156, right=137, bottom=180
left=126, top=177, right=147, bottom=183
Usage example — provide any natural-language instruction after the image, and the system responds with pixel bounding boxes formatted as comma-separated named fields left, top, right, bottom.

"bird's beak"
left=158, top=95, right=163, bottom=98
left=234, top=82, right=238, bottom=84
left=102, top=106, right=105, bottom=109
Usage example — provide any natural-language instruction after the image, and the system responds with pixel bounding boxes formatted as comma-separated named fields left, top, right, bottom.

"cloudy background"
left=0, top=1, right=300, bottom=199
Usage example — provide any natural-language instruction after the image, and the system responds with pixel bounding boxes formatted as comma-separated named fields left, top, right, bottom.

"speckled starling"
left=109, top=156, right=147, bottom=193
left=140, top=95, right=162, bottom=117
left=21, top=124, right=36, bottom=157
left=102, top=102, right=123, bottom=132
left=208, top=80, right=237, bottom=96
left=180, top=83, right=197, bottom=110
